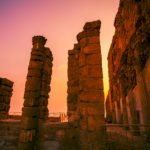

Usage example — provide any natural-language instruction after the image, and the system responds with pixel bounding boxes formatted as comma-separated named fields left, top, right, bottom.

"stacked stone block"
left=67, top=20, right=105, bottom=150
left=67, top=43, right=80, bottom=123
left=67, top=44, right=80, bottom=148
left=19, top=36, right=53, bottom=150
left=0, top=78, right=13, bottom=119
left=77, top=20, right=105, bottom=150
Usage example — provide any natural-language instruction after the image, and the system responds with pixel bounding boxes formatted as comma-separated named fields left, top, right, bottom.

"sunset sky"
left=0, top=0, right=119, bottom=113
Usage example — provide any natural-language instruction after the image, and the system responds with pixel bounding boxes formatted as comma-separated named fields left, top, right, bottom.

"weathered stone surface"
left=80, top=65, right=103, bottom=78
left=81, top=44, right=100, bottom=54
left=106, top=0, right=150, bottom=132
left=21, top=117, right=38, bottom=129
left=22, top=107, right=39, bottom=117
left=80, top=78, right=103, bottom=90
left=19, top=36, right=53, bottom=149
left=79, top=90, right=104, bottom=103
left=67, top=20, right=105, bottom=150
left=0, top=78, right=13, bottom=119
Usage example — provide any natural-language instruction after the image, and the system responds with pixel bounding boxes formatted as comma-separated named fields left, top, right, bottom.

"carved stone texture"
left=77, top=20, right=105, bottom=150
left=19, top=36, right=53, bottom=150
left=107, top=0, right=150, bottom=132
left=0, top=78, right=13, bottom=119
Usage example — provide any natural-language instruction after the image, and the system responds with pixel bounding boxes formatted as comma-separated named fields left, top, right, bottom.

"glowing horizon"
left=0, top=0, right=119, bottom=113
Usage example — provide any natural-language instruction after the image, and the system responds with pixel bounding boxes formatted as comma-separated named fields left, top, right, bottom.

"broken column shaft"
left=19, top=36, right=53, bottom=150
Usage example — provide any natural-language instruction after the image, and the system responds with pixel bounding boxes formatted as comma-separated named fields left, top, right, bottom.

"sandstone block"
left=79, top=115, right=88, bottom=131
left=4, top=96, right=11, bottom=104
left=24, top=91, right=40, bottom=99
left=88, top=65, right=103, bottom=77
left=0, top=85, right=13, bottom=92
left=83, top=20, right=101, bottom=31
left=4, top=104, right=10, bottom=112
left=43, top=63, right=52, bottom=74
left=31, top=49, right=44, bottom=56
left=28, top=60, right=43, bottom=70
left=0, top=78, right=13, bottom=87
left=68, top=103, right=77, bottom=111
left=41, top=89, right=50, bottom=97
left=42, top=73, right=51, bottom=83
left=39, top=97, right=48, bottom=106
left=79, top=90, right=104, bottom=103
left=80, top=65, right=103, bottom=78
left=79, top=38, right=88, bottom=47
left=88, top=36, right=100, bottom=44
left=67, top=80, right=79, bottom=87
left=79, top=102, right=104, bottom=116
left=77, top=30, right=99, bottom=41
left=86, top=54, right=101, bottom=65
left=0, top=103, right=5, bottom=110
left=0, top=89, right=12, bottom=96
left=31, top=55, right=43, bottom=62
left=21, top=117, right=38, bottom=129
left=22, top=107, right=39, bottom=117
left=87, top=116, right=98, bottom=131
left=39, top=107, right=48, bottom=119
left=25, top=77, right=41, bottom=91
left=23, top=98, right=39, bottom=107
left=79, top=53, right=86, bottom=67
left=67, top=94, right=78, bottom=103
left=67, top=86, right=79, bottom=95
left=80, top=78, right=103, bottom=90
left=27, top=69, right=42, bottom=77
left=45, top=48, right=53, bottom=59
left=82, top=44, right=100, bottom=54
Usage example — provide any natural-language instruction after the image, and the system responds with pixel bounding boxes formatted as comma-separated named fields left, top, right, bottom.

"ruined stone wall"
left=0, top=78, right=13, bottom=119
left=19, top=36, right=53, bottom=150
left=106, top=0, right=150, bottom=129
left=67, top=20, right=105, bottom=150
left=67, top=43, right=80, bottom=148
left=67, top=44, right=80, bottom=123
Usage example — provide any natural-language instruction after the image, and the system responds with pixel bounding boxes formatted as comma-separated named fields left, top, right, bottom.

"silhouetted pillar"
left=19, top=36, right=53, bottom=150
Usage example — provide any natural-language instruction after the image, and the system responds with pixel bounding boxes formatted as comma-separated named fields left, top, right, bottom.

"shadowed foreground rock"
left=0, top=78, right=13, bottom=119
left=18, top=36, right=53, bottom=150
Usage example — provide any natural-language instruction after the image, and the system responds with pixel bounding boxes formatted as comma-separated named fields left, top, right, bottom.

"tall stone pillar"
left=67, top=44, right=80, bottom=123
left=0, top=78, right=13, bottom=119
left=77, top=20, right=105, bottom=150
left=19, top=36, right=53, bottom=150
left=67, top=44, right=80, bottom=148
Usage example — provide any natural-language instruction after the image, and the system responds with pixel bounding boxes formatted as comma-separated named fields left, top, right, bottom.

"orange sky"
left=0, top=0, right=119, bottom=113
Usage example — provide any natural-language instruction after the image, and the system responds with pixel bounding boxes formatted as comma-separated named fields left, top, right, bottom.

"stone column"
left=67, top=44, right=80, bottom=123
left=19, top=36, right=53, bottom=150
left=77, top=20, right=105, bottom=150
left=0, top=78, right=13, bottom=119
left=67, top=44, right=80, bottom=148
